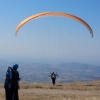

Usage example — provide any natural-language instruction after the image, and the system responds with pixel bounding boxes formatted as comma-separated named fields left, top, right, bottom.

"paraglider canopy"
left=15, top=12, right=93, bottom=38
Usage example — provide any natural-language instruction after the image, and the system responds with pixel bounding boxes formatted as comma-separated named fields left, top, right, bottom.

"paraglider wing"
left=15, top=12, right=93, bottom=37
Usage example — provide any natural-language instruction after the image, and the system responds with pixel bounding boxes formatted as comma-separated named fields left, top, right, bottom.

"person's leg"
left=5, top=89, right=8, bottom=100
left=13, top=89, right=19, bottom=100
left=53, top=78, right=55, bottom=85
left=5, top=89, right=13, bottom=100
left=9, top=89, right=13, bottom=100
left=52, top=78, right=55, bottom=85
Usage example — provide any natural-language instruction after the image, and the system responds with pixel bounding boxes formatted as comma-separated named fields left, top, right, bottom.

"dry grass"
left=0, top=80, right=100, bottom=100
left=19, top=80, right=100, bottom=90
left=0, top=83, right=4, bottom=88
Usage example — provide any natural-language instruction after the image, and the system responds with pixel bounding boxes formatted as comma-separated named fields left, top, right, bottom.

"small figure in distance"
left=49, top=72, right=58, bottom=85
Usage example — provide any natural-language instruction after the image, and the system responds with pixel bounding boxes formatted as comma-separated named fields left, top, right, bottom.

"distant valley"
left=0, top=60, right=100, bottom=83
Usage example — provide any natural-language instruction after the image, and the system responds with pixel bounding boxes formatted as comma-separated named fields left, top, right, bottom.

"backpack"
left=4, top=67, right=14, bottom=89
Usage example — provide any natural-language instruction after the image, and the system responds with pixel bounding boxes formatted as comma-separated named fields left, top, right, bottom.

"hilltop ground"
left=0, top=80, right=100, bottom=100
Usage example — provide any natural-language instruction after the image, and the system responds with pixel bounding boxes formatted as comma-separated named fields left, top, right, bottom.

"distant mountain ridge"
left=0, top=60, right=100, bottom=83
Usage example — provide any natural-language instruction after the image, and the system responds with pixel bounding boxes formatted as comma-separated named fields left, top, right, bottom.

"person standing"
left=4, top=64, right=20, bottom=100
left=12, top=64, right=20, bottom=100
left=51, top=72, right=58, bottom=85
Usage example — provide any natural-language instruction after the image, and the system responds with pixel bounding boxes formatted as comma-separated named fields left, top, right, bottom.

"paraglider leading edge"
left=15, top=12, right=93, bottom=38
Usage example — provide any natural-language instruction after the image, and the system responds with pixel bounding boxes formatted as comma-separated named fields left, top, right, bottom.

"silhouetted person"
left=4, top=64, right=20, bottom=100
left=51, top=72, right=58, bottom=85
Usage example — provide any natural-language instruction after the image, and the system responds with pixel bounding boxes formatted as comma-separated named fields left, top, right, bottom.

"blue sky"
left=0, top=0, right=100, bottom=65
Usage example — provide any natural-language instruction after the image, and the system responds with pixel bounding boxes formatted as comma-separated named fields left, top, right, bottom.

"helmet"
left=13, top=64, right=19, bottom=69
